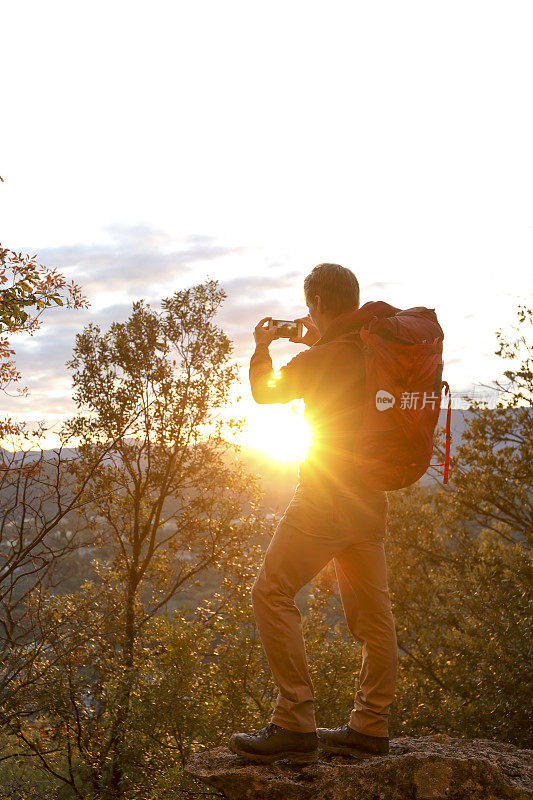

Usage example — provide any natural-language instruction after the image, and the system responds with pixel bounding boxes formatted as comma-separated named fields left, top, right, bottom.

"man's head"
left=304, top=263, right=360, bottom=335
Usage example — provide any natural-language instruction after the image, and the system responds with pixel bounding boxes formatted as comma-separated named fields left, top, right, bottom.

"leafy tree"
left=5, top=281, right=268, bottom=799
left=0, top=246, right=115, bottom=786
left=445, top=304, right=532, bottom=543
left=0, top=248, right=133, bottom=747
left=0, top=245, right=87, bottom=438
left=6, top=571, right=273, bottom=800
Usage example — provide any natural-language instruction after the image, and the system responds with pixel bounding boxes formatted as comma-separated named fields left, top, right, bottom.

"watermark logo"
left=400, top=391, right=440, bottom=410
left=375, top=389, right=396, bottom=410
left=374, top=385, right=513, bottom=412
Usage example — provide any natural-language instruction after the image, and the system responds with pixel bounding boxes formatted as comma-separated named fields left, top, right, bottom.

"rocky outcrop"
left=186, top=734, right=532, bottom=800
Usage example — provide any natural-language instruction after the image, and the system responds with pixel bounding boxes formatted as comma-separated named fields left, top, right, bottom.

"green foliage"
left=3, top=566, right=274, bottom=799
left=0, top=245, right=87, bottom=435
left=0, top=732, right=59, bottom=800
left=385, top=486, right=532, bottom=744
left=0, top=247, right=66, bottom=332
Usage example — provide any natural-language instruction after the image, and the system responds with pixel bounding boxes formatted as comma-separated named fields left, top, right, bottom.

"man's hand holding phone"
left=290, top=315, right=320, bottom=347
left=254, top=317, right=279, bottom=347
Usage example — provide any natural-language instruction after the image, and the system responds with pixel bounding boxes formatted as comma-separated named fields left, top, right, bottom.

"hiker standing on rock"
left=229, top=263, right=402, bottom=763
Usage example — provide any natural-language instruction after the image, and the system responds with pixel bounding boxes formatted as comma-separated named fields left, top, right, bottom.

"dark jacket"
left=249, top=301, right=400, bottom=488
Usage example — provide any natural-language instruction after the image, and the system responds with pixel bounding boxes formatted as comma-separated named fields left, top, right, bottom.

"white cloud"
left=0, top=226, right=310, bottom=420
left=36, top=224, right=245, bottom=295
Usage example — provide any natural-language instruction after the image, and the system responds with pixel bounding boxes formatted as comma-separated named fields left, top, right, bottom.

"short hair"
left=304, top=263, right=360, bottom=317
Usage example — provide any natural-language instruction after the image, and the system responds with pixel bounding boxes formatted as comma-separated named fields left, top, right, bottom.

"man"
left=228, top=263, right=398, bottom=764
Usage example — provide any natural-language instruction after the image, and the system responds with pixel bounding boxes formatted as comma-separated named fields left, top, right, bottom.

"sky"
left=1, top=1, right=532, bottom=455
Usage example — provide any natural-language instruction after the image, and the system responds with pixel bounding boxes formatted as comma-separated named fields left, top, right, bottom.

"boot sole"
left=229, top=740, right=318, bottom=764
left=318, top=742, right=387, bottom=758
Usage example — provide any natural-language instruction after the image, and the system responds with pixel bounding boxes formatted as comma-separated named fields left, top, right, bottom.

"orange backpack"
left=352, top=305, right=451, bottom=490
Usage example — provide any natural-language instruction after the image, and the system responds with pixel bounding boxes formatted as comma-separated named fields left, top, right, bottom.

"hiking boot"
left=228, top=722, right=318, bottom=764
left=317, top=723, right=389, bottom=758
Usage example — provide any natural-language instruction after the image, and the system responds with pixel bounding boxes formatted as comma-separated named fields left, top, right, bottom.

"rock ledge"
left=186, top=734, right=532, bottom=799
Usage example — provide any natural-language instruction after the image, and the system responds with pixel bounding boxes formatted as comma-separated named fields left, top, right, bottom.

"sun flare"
left=241, top=401, right=312, bottom=463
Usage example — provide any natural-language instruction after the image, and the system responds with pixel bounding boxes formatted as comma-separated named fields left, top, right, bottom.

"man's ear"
left=315, top=294, right=323, bottom=313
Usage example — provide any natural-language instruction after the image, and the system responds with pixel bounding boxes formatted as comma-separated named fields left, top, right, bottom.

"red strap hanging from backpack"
left=430, top=380, right=451, bottom=483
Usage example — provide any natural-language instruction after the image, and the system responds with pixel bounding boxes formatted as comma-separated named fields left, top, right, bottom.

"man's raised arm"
left=249, top=317, right=308, bottom=404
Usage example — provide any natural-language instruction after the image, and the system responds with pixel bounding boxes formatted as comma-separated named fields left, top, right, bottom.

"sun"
left=241, top=400, right=312, bottom=463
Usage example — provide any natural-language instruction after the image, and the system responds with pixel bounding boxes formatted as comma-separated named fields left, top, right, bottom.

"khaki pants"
left=251, top=480, right=398, bottom=737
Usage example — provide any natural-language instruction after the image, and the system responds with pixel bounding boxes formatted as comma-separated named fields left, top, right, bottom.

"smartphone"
left=268, top=319, right=303, bottom=339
